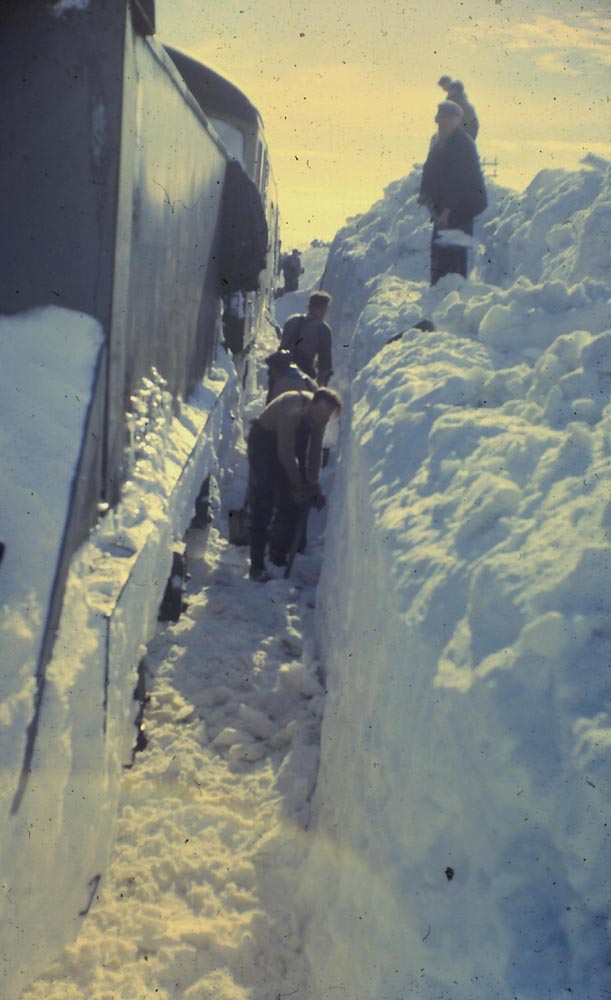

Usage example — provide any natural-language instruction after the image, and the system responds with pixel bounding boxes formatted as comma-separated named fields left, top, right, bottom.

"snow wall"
left=0, top=304, right=239, bottom=1000
left=303, top=161, right=611, bottom=998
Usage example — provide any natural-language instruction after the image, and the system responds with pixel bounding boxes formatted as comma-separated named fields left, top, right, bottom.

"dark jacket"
left=267, top=364, right=317, bottom=404
left=282, top=254, right=301, bottom=278
left=280, top=313, right=333, bottom=383
left=448, top=89, right=479, bottom=140
left=460, top=98, right=479, bottom=141
left=419, top=127, right=487, bottom=231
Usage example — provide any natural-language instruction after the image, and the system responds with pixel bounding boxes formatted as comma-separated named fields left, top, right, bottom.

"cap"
left=436, top=100, right=463, bottom=118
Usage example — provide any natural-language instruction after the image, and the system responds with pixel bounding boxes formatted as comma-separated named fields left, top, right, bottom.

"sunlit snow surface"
left=0, top=306, right=103, bottom=753
left=0, top=313, right=237, bottom=999
left=304, top=158, right=611, bottom=998
left=16, top=157, right=611, bottom=1000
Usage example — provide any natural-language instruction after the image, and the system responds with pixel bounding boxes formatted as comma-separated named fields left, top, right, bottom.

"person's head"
left=309, top=387, right=341, bottom=428
left=435, top=100, right=462, bottom=139
left=265, top=349, right=292, bottom=375
left=448, top=79, right=464, bottom=97
left=308, top=291, right=332, bottom=319
left=292, top=248, right=300, bottom=255
left=438, top=74, right=452, bottom=92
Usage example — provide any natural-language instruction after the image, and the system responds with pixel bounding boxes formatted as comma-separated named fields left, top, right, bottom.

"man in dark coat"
left=280, top=291, right=333, bottom=385
left=447, top=80, right=479, bottom=140
left=418, top=100, right=487, bottom=285
left=282, top=249, right=303, bottom=292
left=265, top=350, right=317, bottom=404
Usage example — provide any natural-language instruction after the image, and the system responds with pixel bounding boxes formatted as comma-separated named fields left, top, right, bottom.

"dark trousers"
left=247, top=422, right=301, bottom=571
left=430, top=220, right=472, bottom=286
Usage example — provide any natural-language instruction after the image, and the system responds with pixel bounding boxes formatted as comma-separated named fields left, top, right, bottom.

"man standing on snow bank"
left=437, top=77, right=479, bottom=140
left=447, top=80, right=479, bottom=140
left=247, top=388, right=341, bottom=581
left=280, top=291, right=334, bottom=386
left=418, top=100, right=487, bottom=285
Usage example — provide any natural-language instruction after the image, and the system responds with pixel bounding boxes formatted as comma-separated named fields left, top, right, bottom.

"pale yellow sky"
left=156, top=0, right=611, bottom=247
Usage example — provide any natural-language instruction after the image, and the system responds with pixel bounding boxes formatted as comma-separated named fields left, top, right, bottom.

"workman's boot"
left=249, top=560, right=271, bottom=582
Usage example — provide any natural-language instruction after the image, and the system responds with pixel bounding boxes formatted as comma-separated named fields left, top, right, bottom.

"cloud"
left=535, top=51, right=582, bottom=77
left=462, top=12, right=611, bottom=74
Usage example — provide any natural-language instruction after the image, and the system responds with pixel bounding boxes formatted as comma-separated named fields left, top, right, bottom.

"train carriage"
left=0, top=2, right=279, bottom=996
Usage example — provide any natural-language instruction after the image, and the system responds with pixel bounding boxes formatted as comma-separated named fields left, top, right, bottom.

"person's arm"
left=418, top=148, right=436, bottom=206
left=448, top=138, right=487, bottom=226
left=306, top=424, right=325, bottom=485
left=275, top=415, right=302, bottom=485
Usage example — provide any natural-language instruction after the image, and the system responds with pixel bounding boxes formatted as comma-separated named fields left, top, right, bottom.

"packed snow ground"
left=20, top=514, right=326, bottom=1000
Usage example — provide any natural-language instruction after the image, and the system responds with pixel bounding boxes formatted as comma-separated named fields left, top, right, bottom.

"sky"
left=156, top=0, right=610, bottom=247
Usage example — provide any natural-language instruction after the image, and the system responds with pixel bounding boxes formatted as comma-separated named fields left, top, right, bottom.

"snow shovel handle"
left=283, top=502, right=311, bottom=579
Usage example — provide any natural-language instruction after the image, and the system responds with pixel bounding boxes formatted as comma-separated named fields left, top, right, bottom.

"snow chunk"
left=279, top=662, right=324, bottom=698
left=238, top=704, right=275, bottom=740
left=212, top=727, right=255, bottom=749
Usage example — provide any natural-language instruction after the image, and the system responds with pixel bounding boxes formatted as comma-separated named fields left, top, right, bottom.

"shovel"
left=283, top=502, right=311, bottom=579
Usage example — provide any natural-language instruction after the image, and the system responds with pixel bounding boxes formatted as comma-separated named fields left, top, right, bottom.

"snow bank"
left=481, top=155, right=611, bottom=288
left=0, top=306, right=103, bottom=771
left=303, top=159, right=611, bottom=998
left=0, top=307, right=237, bottom=1000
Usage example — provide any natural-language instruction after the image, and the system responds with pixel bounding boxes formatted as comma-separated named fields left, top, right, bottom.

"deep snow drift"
left=302, top=157, right=611, bottom=998
left=0, top=307, right=103, bottom=758
left=0, top=304, right=238, bottom=999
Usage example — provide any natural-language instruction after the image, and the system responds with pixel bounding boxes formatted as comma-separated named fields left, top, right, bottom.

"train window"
left=260, top=154, right=270, bottom=201
left=255, top=139, right=264, bottom=188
